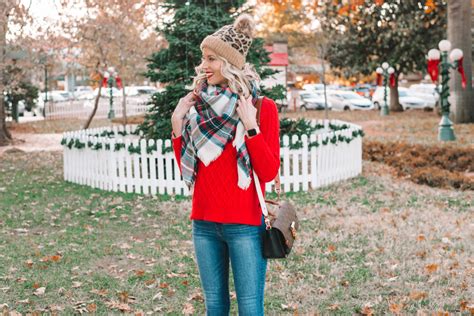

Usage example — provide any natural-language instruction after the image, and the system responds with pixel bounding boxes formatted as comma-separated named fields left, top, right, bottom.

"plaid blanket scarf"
left=180, top=82, right=259, bottom=191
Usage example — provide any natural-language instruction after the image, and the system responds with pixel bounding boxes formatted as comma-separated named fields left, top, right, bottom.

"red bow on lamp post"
left=389, top=73, right=396, bottom=87
left=450, top=49, right=466, bottom=89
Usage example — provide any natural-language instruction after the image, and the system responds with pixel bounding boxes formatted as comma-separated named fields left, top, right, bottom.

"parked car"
left=326, top=90, right=374, bottom=111
left=79, top=87, right=123, bottom=100
left=408, top=83, right=439, bottom=102
left=299, top=91, right=333, bottom=111
left=302, top=83, right=324, bottom=91
left=372, top=87, right=434, bottom=110
left=74, top=86, right=94, bottom=99
left=125, top=86, right=160, bottom=96
left=353, top=84, right=376, bottom=99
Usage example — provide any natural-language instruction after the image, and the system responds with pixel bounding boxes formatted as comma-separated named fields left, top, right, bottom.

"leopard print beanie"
left=200, top=14, right=255, bottom=69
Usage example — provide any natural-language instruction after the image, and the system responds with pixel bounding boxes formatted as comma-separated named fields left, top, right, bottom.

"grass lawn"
left=1, top=150, right=473, bottom=314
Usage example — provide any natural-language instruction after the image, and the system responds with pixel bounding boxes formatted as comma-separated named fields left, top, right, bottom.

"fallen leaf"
left=33, top=287, right=46, bottom=296
left=328, top=304, right=340, bottom=311
left=389, top=303, right=403, bottom=314
left=409, top=291, right=428, bottom=300
left=86, top=303, right=97, bottom=313
left=72, top=282, right=82, bottom=288
left=417, top=234, right=426, bottom=241
left=425, top=263, right=439, bottom=274
left=51, top=255, right=62, bottom=262
left=361, top=303, right=374, bottom=315
left=24, top=260, right=34, bottom=268
left=187, top=292, right=204, bottom=302
left=90, top=288, right=108, bottom=297
left=182, top=303, right=194, bottom=315
left=105, top=301, right=132, bottom=312
left=135, top=270, right=145, bottom=277
left=328, top=244, right=336, bottom=252
left=152, top=292, right=162, bottom=301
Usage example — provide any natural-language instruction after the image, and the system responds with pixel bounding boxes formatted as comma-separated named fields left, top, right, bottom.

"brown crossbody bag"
left=252, top=97, right=299, bottom=259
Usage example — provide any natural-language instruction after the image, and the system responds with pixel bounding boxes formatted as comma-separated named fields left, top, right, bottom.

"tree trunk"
left=0, top=2, right=12, bottom=146
left=448, top=0, right=474, bottom=123
left=83, top=85, right=102, bottom=130
left=389, top=74, right=403, bottom=112
left=121, top=80, right=127, bottom=126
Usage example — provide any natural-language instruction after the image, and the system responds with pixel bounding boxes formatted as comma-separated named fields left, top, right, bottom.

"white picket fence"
left=62, top=120, right=363, bottom=196
left=44, top=97, right=150, bottom=120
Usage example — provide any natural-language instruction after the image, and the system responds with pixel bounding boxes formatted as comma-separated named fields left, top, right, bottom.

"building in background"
left=261, top=41, right=288, bottom=89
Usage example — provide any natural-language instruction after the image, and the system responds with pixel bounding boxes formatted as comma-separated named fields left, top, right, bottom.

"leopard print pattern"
left=213, top=25, right=252, bottom=56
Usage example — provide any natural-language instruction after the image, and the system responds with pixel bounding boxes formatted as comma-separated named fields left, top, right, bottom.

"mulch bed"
left=363, top=140, right=474, bottom=190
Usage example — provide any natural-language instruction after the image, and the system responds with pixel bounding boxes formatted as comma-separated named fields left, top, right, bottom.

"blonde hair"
left=191, top=54, right=261, bottom=97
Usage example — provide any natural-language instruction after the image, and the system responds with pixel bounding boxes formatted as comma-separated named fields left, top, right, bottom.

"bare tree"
left=58, top=0, right=161, bottom=128
left=0, top=0, right=29, bottom=146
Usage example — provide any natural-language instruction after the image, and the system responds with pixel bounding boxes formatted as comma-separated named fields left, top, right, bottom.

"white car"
left=326, top=90, right=374, bottom=111
left=408, top=83, right=439, bottom=103
left=79, top=87, right=123, bottom=100
left=125, top=86, right=160, bottom=96
left=299, top=91, right=333, bottom=111
left=302, top=83, right=324, bottom=91
left=372, top=87, right=433, bottom=110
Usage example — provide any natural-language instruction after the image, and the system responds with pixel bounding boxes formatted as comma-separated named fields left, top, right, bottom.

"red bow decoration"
left=376, top=73, right=382, bottom=86
left=457, top=57, right=467, bottom=89
left=116, top=77, right=123, bottom=89
left=101, top=75, right=123, bottom=89
left=427, top=59, right=440, bottom=83
left=389, top=73, right=395, bottom=87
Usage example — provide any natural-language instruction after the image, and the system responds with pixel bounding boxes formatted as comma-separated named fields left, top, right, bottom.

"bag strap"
left=253, top=170, right=272, bottom=229
left=254, top=96, right=263, bottom=126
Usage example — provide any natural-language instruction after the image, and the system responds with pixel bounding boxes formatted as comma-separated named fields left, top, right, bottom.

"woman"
left=170, top=14, right=280, bottom=315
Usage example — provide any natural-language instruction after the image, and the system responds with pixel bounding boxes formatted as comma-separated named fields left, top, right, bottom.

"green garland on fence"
left=60, top=121, right=364, bottom=154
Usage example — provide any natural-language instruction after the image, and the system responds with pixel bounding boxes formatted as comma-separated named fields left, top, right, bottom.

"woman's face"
left=201, top=47, right=227, bottom=86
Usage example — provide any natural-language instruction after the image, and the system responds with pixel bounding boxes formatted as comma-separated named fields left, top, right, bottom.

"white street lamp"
left=428, top=49, right=440, bottom=61
left=449, top=48, right=463, bottom=62
left=438, top=40, right=451, bottom=52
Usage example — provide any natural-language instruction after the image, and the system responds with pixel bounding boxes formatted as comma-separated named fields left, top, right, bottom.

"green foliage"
left=6, top=81, right=39, bottom=111
left=319, top=0, right=447, bottom=77
left=137, top=1, right=284, bottom=140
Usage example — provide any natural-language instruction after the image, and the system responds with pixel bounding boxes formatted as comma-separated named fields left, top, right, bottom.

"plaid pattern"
left=180, top=82, right=258, bottom=191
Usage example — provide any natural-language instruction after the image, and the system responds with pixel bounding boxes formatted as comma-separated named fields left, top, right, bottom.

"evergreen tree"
left=137, top=1, right=284, bottom=140
left=319, top=0, right=446, bottom=111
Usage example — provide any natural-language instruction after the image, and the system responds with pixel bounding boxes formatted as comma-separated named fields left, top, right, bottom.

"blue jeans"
left=192, top=218, right=268, bottom=316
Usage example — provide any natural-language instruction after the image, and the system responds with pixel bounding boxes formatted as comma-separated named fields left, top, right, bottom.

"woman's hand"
left=172, top=92, right=196, bottom=122
left=236, top=95, right=258, bottom=131
left=171, top=92, right=196, bottom=138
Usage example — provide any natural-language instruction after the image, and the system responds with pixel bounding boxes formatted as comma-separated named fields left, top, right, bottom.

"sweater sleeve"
left=171, top=133, right=183, bottom=174
left=245, top=98, right=280, bottom=182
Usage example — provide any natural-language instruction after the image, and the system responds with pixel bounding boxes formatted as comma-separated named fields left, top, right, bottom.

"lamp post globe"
left=449, top=48, right=463, bottom=62
left=428, top=49, right=440, bottom=61
left=438, top=40, right=451, bottom=52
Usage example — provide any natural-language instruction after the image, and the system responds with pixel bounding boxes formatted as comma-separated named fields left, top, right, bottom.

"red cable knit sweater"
left=172, top=97, right=280, bottom=226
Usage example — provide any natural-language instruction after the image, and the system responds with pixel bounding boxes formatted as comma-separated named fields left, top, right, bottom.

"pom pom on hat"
left=233, top=14, right=255, bottom=38
left=200, top=13, right=255, bottom=69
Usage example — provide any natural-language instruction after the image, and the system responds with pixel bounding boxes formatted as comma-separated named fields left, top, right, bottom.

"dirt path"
left=0, top=132, right=63, bottom=157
